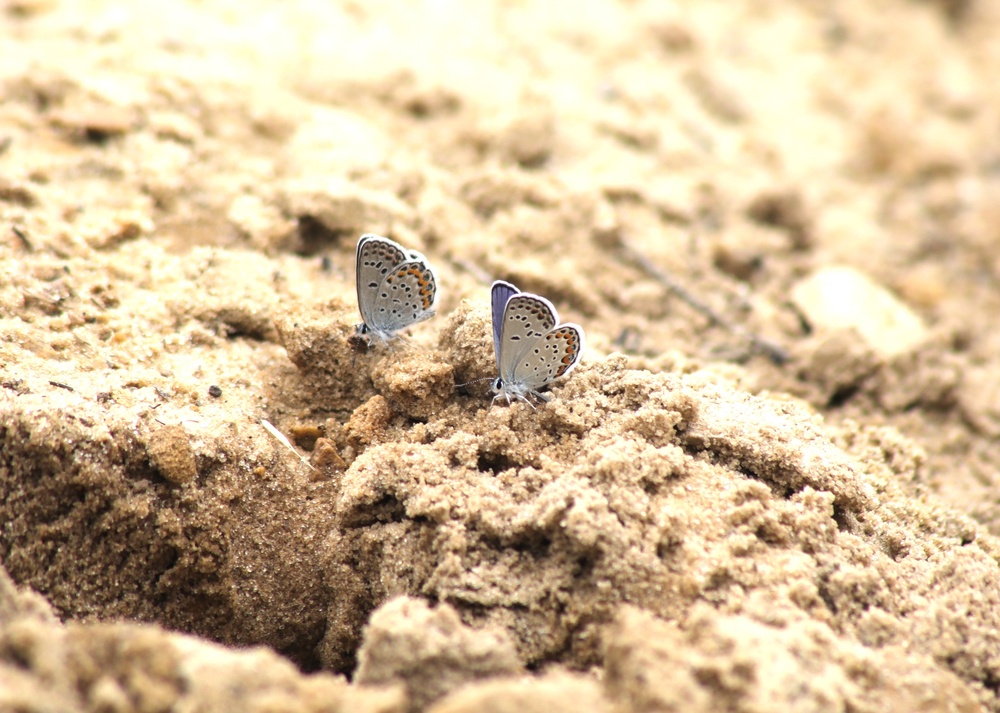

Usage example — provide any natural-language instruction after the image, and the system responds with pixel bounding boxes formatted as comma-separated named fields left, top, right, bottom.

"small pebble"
left=208, top=385, right=222, bottom=398
left=146, top=425, right=198, bottom=485
left=290, top=424, right=323, bottom=450
left=311, top=437, right=347, bottom=478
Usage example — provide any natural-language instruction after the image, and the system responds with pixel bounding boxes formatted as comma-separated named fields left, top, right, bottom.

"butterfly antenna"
left=455, top=376, right=492, bottom=389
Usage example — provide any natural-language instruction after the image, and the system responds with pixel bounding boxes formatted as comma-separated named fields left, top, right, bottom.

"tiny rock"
left=146, top=425, right=198, bottom=485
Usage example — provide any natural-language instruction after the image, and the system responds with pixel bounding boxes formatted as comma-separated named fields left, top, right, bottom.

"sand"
left=3, top=0, right=1000, bottom=711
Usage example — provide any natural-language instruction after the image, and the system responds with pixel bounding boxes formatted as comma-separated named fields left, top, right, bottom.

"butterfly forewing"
left=498, top=294, right=558, bottom=384
left=356, top=235, right=409, bottom=327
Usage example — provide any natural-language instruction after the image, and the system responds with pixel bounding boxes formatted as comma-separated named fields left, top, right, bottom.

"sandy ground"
left=3, top=0, right=1000, bottom=710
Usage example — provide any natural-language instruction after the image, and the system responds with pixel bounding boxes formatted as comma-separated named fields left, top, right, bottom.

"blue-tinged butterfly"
left=490, top=280, right=584, bottom=405
left=353, top=234, right=438, bottom=348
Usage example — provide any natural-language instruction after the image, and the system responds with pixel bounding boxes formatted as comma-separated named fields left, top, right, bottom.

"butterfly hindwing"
left=367, top=259, right=438, bottom=333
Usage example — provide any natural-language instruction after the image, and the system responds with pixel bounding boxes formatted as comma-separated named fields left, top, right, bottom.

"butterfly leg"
left=516, top=393, right=538, bottom=410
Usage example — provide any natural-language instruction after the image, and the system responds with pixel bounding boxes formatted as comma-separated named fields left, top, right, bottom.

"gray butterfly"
left=491, top=280, right=585, bottom=405
left=354, top=234, right=438, bottom=347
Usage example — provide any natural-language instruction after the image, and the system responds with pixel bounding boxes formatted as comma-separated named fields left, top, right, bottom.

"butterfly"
left=490, top=280, right=585, bottom=405
left=353, top=234, right=439, bottom=348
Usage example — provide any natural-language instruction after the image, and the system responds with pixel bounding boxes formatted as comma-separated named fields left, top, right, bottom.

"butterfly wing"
left=497, top=293, right=558, bottom=385
left=356, top=235, right=408, bottom=329
left=491, top=281, right=520, bottom=372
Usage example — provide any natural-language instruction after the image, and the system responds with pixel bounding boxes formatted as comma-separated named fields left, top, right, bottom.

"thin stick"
left=619, top=240, right=789, bottom=365
left=12, top=225, right=32, bottom=252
